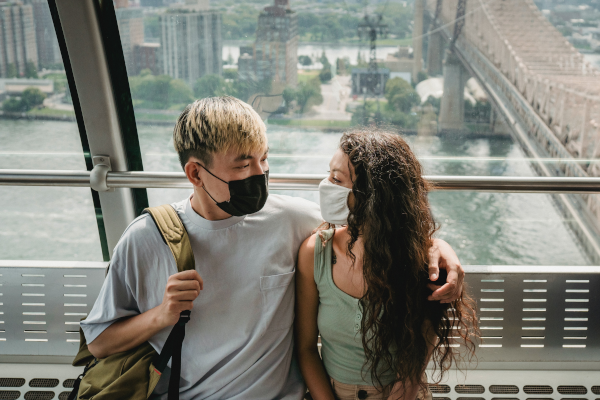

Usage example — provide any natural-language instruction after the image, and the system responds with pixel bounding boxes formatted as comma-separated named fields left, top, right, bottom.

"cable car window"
left=105, top=0, right=600, bottom=266
left=0, top=0, right=103, bottom=261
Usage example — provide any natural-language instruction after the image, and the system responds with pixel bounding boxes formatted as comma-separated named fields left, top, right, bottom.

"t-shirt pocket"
left=260, top=270, right=295, bottom=334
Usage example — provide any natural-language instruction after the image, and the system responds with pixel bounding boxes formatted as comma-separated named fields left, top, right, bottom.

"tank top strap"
left=313, top=228, right=335, bottom=286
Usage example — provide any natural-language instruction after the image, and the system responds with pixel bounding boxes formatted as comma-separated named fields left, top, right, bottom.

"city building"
left=114, top=0, right=144, bottom=74
left=159, top=0, right=222, bottom=84
left=0, top=3, right=38, bottom=78
left=133, top=42, right=160, bottom=75
left=237, top=0, right=298, bottom=86
left=351, top=68, right=390, bottom=96
left=384, top=46, right=414, bottom=76
left=30, top=0, right=62, bottom=69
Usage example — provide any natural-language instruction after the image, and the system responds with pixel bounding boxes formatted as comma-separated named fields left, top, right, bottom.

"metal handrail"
left=2, top=169, right=600, bottom=192
left=1, top=260, right=598, bottom=273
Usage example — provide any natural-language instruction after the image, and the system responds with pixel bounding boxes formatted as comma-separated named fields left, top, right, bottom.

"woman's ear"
left=184, top=161, right=203, bottom=188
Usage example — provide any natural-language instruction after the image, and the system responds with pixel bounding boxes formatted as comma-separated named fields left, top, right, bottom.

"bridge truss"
left=425, top=0, right=600, bottom=263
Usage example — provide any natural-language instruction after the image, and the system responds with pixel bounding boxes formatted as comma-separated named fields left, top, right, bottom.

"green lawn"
left=28, top=108, right=74, bottom=118
left=134, top=112, right=178, bottom=122
left=297, top=71, right=320, bottom=84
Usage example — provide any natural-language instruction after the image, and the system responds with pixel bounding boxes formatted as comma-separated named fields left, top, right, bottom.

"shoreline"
left=0, top=112, right=511, bottom=138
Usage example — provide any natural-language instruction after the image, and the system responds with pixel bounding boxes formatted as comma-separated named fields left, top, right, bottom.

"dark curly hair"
left=328, top=128, right=478, bottom=395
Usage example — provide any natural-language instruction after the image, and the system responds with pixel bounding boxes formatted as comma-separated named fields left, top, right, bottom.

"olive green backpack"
left=68, top=205, right=195, bottom=400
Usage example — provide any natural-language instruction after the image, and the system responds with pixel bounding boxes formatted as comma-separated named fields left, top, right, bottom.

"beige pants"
left=329, top=377, right=433, bottom=400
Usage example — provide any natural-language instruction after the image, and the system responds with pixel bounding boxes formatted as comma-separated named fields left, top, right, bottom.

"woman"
left=295, top=129, right=477, bottom=400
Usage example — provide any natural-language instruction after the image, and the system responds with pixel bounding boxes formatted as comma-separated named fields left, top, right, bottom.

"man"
left=82, top=96, right=465, bottom=400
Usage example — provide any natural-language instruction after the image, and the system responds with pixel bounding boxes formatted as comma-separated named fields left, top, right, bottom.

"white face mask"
left=319, top=178, right=352, bottom=225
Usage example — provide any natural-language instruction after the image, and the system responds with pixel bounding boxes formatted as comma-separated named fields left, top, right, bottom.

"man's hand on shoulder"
left=426, top=238, right=464, bottom=304
left=157, top=270, right=204, bottom=328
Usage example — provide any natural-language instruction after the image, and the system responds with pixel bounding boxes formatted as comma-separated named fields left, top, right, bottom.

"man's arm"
left=87, top=270, right=203, bottom=359
left=427, top=238, right=465, bottom=304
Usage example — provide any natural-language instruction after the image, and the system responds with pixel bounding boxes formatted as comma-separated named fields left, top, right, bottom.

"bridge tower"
left=438, top=0, right=468, bottom=132
left=426, top=0, right=444, bottom=76
left=438, top=51, right=469, bottom=131
left=411, top=0, right=424, bottom=83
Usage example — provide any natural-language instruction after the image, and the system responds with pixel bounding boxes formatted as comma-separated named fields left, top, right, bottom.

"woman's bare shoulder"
left=298, top=233, right=318, bottom=273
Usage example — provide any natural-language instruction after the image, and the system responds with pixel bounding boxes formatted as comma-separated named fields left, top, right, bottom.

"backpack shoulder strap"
left=144, top=204, right=195, bottom=398
left=143, top=205, right=195, bottom=272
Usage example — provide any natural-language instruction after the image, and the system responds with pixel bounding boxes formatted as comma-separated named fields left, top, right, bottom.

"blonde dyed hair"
left=173, top=96, right=267, bottom=169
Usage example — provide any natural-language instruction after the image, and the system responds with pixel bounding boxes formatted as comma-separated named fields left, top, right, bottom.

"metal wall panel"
left=0, top=261, right=106, bottom=359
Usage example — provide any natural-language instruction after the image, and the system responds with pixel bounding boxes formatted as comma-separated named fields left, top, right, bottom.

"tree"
left=2, top=87, right=46, bottom=113
left=2, top=98, right=26, bottom=112
left=144, top=15, right=160, bottom=40
left=21, top=87, right=46, bottom=109
left=336, top=57, right=350, bottom=75
left=298, top=55, right=312, bottom=66
left=319, top=65, right=332, bottom=83
left=319, top=51, right=330, bottom=67
left=129, top=74, right=193, bottom=109
left=319, top=51, right=332, bottom=83
left=194, top=74, right=227, bottom=99
left=282, top=87, right=296, bottom=113
left=221, top=4, right=260, bottom=40
left=231, top=77, right=272, bottom=103
left=25, top=61, right=38, bottom=79
left=415, top=71, right=428, bottom=86
left=168, top=79, right=194, bottom=106
left=294, top=77, right=323, bottom=114
left=384, top=78, right=420, bottom=113
left=223, top=69, right=238, bottom=80
left=129, top=74, right=173, bottom=108
left=6, top=63, right=17, bottom=78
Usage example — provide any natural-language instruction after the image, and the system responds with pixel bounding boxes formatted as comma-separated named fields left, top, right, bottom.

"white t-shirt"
left=81, top=194, right=322, bottom=400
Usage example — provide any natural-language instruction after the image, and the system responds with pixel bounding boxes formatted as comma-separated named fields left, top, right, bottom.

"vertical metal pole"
left=47, top=0, right=110, bottom=261
left=54, top=0, right=137, bottom=256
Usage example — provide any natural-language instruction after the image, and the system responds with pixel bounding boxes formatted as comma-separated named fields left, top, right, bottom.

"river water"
left=224, top=43, right=401, bottom=66
left=0, top=119, right=589, bottom=265
left=224, top=43, right=600, bottom=70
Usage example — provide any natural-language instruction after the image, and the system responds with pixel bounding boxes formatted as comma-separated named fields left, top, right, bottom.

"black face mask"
left=196, top=162, right=269, bottom=217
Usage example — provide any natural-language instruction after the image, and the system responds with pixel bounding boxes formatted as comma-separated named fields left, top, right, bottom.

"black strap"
left=168, top=315, right=188, bottom=400
left=152, top=310, right=190, bottom=400
left=67, top=358, right=98, bottom=400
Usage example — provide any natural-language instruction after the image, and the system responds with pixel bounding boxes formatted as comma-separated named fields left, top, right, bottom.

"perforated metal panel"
left=431, top=385, right=452, bottom=394
left=524, top=386, right=554, bottom=395
left=425, top=369, right=600, bottom=400
left=466, top=266, right=600, bottom=363
left=23, top=391, right=54, bottom=400
left=0, top=261, right=107, bottom=358
left=59, top=381, right=74, bottom=390
left=490, top=386, right=519, bottom=394
left=456, top=385, right=486, bottom=394
left=57, top=393, right=69, bottom=400
left=0, top=381, right=24, bottom=388
left=0, top=263, right=596, bottom=400
left=27, top=380, right=57, bottom=389
left=557, top=386, right=587, bottom=395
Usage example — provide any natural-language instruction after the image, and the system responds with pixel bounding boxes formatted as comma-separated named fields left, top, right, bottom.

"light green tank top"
left=314, top=229, right=395, bottom=386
